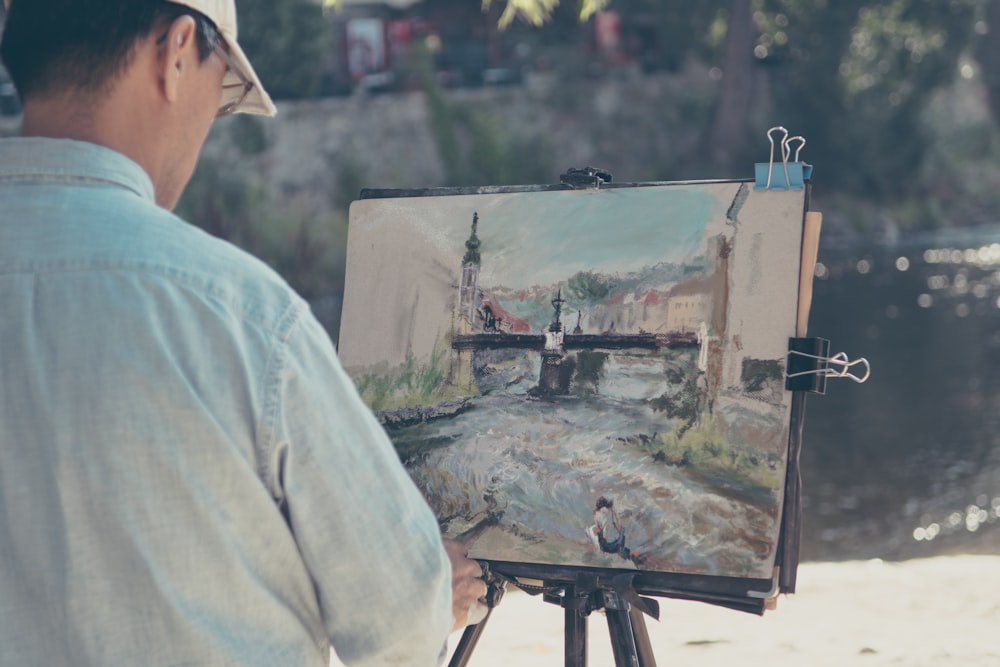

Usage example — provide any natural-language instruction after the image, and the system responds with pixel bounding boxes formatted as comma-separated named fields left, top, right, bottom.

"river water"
left=801, top=225, right=1000, bottom=561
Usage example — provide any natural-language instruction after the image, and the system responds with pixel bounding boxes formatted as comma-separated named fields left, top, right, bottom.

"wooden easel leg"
left=451, top=572, right=660, bottom=667
left=604, top=590, right=659, bottom=667
left=605, top=605, right=640, bottom=667
left=564, top=603, right=588, bottom=667
left=629, top=607, right=657, bottom=667
left=448, top=608, right=493, bottom=667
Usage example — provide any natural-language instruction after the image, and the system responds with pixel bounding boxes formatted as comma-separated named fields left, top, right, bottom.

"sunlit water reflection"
left=802, top=225, right=1000, bottom=561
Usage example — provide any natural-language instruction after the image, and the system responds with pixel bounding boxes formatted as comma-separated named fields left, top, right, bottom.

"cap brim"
left=219, top=32, right=276, bottom=116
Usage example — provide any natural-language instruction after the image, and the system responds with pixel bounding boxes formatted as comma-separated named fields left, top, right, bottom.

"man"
left=0, top=1, right=485, bottom=665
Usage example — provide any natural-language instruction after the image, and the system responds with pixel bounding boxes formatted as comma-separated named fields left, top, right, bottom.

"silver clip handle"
left=784, top=135, right=806, bottom=163
left=786, top=350, right=871, bottom=384
left=766, top=126, right=790, bottom=190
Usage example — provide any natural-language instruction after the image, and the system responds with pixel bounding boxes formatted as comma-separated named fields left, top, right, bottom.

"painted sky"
left=370, top=184, right=734, bottom=291
left=458, top=185, right=725, bottom=289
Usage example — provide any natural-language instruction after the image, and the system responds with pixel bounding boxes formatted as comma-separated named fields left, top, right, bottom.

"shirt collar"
left=0, top=137, right=156, bottom=203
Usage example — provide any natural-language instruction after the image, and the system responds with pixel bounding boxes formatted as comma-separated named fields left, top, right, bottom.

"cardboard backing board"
left=339, top=179, right=811, bottom=608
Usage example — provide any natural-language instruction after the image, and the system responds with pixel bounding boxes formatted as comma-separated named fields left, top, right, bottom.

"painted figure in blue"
left=590, top=495, right=641, bottom=564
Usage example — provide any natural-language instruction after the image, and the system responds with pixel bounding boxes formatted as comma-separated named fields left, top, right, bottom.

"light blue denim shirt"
left=0, top=137, right=453, bottom=666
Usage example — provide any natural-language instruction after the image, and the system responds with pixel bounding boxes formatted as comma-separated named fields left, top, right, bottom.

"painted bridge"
left=450, top=331, right=699, bottom=352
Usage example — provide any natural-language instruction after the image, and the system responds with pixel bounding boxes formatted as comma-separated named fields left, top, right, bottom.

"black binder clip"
left=560, top=166, right=612, bottom=189
left=786, top=337, right=871, bottom=394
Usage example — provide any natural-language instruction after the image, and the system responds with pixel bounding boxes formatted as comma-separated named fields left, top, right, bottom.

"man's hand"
left=443, top=538, right=489, bottom=631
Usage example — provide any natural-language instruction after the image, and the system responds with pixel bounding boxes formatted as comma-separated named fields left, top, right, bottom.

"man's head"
left=0, top=0, right=273, bottom=115
left=0, top=0, right=275, bottom=208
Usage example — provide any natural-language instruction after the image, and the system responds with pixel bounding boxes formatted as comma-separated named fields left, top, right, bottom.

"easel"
left=343, top=155, right=868, bottom=666
left=449, top=566, right=661, bottom=667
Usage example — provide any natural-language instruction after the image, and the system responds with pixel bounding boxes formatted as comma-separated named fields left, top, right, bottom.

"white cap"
left=168, top=0, right=276, bottom=116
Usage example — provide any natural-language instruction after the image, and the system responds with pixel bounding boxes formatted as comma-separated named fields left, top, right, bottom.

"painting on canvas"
left=338, top=182, right=806, bottom=579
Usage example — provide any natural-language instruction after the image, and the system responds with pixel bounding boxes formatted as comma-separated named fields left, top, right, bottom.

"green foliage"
left=237, top=0, right=999, bottom=220
left=175, top=156, right=347, bottom=334
left=411, top=42, right=554, bottom=185
left=175, top=157, right=269, bottom=249
left=482, top=0, right=609, bottom=28
left=622, top=417, right=782, bottom=494
left=648, top=351, right=703, bottom=438
left=740, top=357, right=783, bottom=382
left=756, top=0, right=980, bottom=199
left=904, top=76, right=1000, bottom=229
left=329, top=0, right=606, bottom=27
left=230, top=115, right=270, bottom=156
left=355, top=337, right=466, bottom=411
left=485, top=0, right=560, bottom=27
left=616, top=351, right=780, bottom=494
left=327, top=150, right=368, bottom=212
left=604, top=0, right=729, bottom=71
left=567, top=270, right=614, bottom=304
left=236, top=0, right=329, bottom=99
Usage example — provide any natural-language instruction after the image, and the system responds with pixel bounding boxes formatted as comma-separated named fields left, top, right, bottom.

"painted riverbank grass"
left=354, top=336, right=469, bottom=412
left=624, top=416, right=784, bottom=501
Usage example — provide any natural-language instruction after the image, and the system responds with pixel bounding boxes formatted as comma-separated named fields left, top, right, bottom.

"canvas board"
left=339, top=180, right=808, bottom=583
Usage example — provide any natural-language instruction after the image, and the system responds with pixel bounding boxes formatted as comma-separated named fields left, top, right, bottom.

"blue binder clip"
left=754, top=126, right=812, bottom=190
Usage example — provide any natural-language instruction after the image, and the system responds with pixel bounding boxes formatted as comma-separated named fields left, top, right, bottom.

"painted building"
left=665, top=277, right=713, bottom=333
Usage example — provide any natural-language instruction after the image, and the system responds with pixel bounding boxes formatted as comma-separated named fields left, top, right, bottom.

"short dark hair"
left=0, top=0, right=218, bottom=101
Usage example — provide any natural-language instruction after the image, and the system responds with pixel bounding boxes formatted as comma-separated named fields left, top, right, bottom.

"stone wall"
left=199, top=63, right=753, bottom=222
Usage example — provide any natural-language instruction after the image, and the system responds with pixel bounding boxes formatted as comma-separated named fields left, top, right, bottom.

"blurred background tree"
left=220, top=0, right=1000, bottom=200
left=756, top=0, right=981, bottom=199
left=237, top=0, right=330, bottom=98
left=140, top=0, right=1000, bottom=332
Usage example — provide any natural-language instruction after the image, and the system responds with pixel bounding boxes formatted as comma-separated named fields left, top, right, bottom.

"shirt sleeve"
left=261, top=303, right=453, bottom=667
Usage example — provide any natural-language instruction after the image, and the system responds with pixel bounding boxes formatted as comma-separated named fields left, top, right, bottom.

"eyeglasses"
left=212, top=40, right=253, bottom=118
left=155, top=16, right=253, bottom=118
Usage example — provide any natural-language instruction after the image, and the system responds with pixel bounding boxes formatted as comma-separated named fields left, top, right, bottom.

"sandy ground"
left=429, top=555, right=1000, bottom=667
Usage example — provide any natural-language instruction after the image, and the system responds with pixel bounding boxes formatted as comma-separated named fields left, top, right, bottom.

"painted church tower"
left=457, top=212, right=482, bottom=335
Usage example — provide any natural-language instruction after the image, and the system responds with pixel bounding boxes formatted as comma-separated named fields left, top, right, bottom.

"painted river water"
left=388, top=353, right=783, bottom=579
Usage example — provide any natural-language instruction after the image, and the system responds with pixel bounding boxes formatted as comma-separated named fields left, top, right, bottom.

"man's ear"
left=159, top=14, right=199, bottom=104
